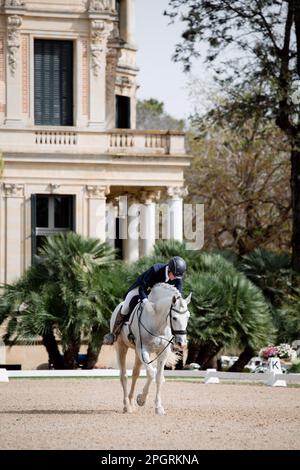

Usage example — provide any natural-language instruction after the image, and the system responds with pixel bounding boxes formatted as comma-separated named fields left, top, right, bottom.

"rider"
left=103, top=256, right=187, bottom=345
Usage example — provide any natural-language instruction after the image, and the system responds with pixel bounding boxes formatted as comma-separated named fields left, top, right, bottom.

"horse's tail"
left=165, top=350, right=181, bottom=368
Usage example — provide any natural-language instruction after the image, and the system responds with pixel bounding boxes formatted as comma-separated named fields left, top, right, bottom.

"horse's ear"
left=172, top=295, right=177, bottom=305
left=185, top=292, right=192, bottom=305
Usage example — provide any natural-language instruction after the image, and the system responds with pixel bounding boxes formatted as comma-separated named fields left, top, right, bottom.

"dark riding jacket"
left=126, top=263, right=183, bottom=301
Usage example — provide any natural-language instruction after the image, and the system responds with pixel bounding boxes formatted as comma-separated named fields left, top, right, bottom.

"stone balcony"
left=0, top=128, right=186, bottom=156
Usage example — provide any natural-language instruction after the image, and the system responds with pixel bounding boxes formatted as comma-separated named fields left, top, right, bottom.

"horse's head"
left=169, top=292, right=192, bottom=351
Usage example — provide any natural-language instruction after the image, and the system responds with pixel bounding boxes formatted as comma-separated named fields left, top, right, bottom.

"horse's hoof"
left=123, top=406, right=133, bottom=413
left=137, top=394, right=145, bottom=407
left=155, top=407, right=166, bottom=416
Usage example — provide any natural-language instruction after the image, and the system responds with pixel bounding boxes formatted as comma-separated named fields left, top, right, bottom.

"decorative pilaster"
left=6, top=14, right=22, bottom=76
left=81, top=38, right=89, bottom=118
left=0, top=35, right=5, bottom=114
left=86, top=185, right=110, bottom=241
left=3, top=183, right=25, bottom=283
left=5, top=8, right=24, bottom=126
left=21, top=34, right=29, bottom=115
left=106, top=46, right=121, bottom=128
left=90, top=20, right=112, bottom=78
left=166, top=187, right=188, bottom=242
left=88, top=19, right=113, bottom=129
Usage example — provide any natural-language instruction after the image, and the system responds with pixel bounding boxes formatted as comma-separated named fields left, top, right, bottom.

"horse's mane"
left=152, top=282, right=181, bottom=297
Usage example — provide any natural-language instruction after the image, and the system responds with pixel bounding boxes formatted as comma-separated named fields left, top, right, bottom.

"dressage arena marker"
left=204, top=368, right=220, bottom=384
left=266, top=358, right=287, bottom=387
left=0, top=368, right=9, bottom=382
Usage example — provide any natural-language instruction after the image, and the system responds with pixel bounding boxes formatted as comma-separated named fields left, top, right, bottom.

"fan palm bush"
left=0, top=232, right=116, bottom=369
left=238, top=248, right=300, bottom=346
left=185, top=253, right=274, bottom=370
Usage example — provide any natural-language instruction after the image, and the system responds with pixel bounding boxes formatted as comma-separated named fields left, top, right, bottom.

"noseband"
left=168, top=298, right=188, bottom=337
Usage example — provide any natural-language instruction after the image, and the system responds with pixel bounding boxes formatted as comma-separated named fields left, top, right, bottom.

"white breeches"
left=121, top=287, right=140, bottom=315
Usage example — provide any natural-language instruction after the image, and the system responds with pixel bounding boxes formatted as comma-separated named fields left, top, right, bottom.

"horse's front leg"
left=155, top=353, right=168, bottom=416
left=136, top=349, right=156, bottom=408
left=128, top=353, right=142, bottom=410
left=116, top=341, right=132, bottom=413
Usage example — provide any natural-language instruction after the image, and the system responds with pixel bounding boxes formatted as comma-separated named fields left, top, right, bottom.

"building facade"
left=0, top=0, right=190, bottom=286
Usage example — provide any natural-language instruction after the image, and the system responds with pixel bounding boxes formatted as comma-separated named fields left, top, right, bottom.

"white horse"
left=110, top=283, right=192, bottom=416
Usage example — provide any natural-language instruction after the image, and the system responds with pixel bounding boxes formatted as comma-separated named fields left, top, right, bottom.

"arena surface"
left=0, top=379, right=299, bottom=450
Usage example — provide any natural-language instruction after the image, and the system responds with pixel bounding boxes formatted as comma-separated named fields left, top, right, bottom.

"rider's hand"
left=142, top=298, right=149, bottom=304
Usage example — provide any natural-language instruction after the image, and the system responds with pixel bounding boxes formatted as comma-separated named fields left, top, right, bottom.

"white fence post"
left=204, top=368, right=220, bottom=384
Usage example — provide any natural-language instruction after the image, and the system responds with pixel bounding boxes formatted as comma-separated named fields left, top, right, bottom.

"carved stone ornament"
left=86, top=185, right=110, bottom=199
left=141, top=190, right=161, bottom=205
left=7, top=15, right=22, bottom=76
left=88, top=0, right=114, bottom=13
left=3, top=183, right=24, bottom=197
left=115, top=75, right=132, bottom=91
left=4, top=0, right=25, bottom=8
left=48, top=184, right=60, bottom=193
left=90, top=20, right=113, bottom=77
left=166, top=186, right=188, bottom=200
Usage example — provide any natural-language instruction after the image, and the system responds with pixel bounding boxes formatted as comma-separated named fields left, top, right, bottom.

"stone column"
left=166, top=187, right=188, bottom=242
left=140, top=190, right=160, bottom=257
left=105, top=201, right=118, bottom=249
left=125, top=0, right=135, bottom=46
left=3, top=183, right=24, bottom=283
left=123, top=194, right=139, bottom=262
left=4, top=12, right=24, bottom=126
left=88, top=19, right=113, bottom=130
left=86, top=185, right=110, bottom=242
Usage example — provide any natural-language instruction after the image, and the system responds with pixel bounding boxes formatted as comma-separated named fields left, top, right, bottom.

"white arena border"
left=7, top=369, right=146, bottom=378
left=4, top=369, right=300, bottom=383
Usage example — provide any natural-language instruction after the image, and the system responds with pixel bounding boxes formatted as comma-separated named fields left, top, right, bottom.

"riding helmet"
left=168, top=256, right=187, bottom=279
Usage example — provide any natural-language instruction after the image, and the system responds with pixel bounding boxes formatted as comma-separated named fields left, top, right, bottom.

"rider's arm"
left=138, top=266, right=155, bottom=302
left=173, top=278, right=183, bottom=294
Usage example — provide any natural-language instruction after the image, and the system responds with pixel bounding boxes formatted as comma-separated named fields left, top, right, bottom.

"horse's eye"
left=172, top=317, right=178, bottom=321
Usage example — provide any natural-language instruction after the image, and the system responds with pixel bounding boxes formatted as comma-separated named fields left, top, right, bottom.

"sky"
left=135, top=0, right=209, bottom=120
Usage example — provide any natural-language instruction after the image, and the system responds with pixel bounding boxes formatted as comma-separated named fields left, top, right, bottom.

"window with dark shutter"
left=34, top=40, right=73, bottom=126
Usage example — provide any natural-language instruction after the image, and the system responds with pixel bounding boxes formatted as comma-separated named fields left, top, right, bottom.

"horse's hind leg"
left=136, top=350, right=156, bottom=408
left=128, top=353, right=142, bottom=409
left=116, top=341, right=132, bottom=413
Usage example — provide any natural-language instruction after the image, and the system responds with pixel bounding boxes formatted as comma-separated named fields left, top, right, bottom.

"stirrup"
left=103, top=333, right=115, bottom=345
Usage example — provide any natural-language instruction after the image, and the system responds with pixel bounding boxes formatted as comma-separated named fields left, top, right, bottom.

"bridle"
left=133, top=296, right=188, bottom=365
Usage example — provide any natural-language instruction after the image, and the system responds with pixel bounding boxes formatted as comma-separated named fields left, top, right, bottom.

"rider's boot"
left=103, top=308, right=126, bottom=345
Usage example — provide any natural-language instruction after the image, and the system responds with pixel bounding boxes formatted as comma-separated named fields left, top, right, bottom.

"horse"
left=110, top=283, right=192, bottom=416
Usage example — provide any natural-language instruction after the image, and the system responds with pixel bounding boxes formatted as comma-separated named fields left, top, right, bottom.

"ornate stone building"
left=0, top=0, right=189, bottom=285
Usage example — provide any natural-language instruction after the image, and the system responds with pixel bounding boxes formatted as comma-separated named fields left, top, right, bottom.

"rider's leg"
left=103, top=288, right=139, bottom=345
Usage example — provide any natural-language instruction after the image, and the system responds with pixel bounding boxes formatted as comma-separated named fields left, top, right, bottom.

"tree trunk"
left=84, top=325, right=107, bottom=369
left=196, top=341, right=223, bottom=370
left=84, top=347, right=100, bottom=370
left=291, top=145, right=300, bottom=272
left=186, top=342, right=200, bottom=365
left=64, top=338, right=80, bottom=369
left=42, top=331, right=64, bottom=369
left=228, top=345, right=255, bottom=372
